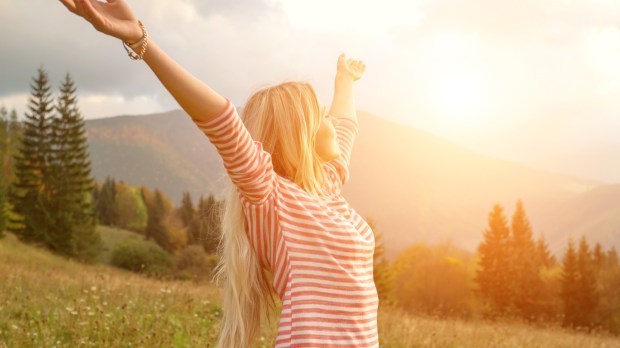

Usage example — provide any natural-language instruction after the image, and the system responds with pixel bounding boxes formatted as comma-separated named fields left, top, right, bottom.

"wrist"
left=335, top=72, right=355, bottom=83
left=122, top=21, right=144, bottom=45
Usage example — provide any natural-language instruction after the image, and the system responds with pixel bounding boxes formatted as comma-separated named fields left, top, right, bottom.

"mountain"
left=84, top=109, right=616, bottom=261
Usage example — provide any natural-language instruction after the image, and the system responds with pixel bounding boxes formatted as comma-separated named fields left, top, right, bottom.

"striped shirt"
left=192, top=99, right=379, bottom=347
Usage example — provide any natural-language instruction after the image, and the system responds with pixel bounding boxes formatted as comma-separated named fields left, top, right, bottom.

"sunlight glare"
left=274, top=0, right=426, bottom=35
left=423, top=34, right=491, bottom=132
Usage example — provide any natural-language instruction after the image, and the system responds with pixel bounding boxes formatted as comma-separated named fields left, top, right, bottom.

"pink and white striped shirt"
left=192, top=99, right=379, bottom=347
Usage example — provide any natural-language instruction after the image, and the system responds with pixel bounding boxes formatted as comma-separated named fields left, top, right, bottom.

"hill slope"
left=84, top=109, right=615, bottom=260
left=2, top=232, right=619, bottom=347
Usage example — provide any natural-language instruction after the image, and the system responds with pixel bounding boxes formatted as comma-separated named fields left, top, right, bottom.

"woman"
left=59, top=1, right=376, bottom=347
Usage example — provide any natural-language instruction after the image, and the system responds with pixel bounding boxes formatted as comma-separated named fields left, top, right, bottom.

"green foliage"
left=177, top=191, right=201, bottom=245
left=9, top=67, right=55, bottom=244
left=475, top=203, right=513, bottom=315
left=7, top=69, right=100, bottom=262
left=561, top=238, right=581, bottom=327
left=96, top=176, right=117, bottom=226
left=114, top=182, right=147, bottom=232
left=143, top=188, right=172, bottom=252
left=110, top=239, right=173, bottom=278
left=391, top=243, right=473, bottom=318
left=508, top=200, right=546, bottom=320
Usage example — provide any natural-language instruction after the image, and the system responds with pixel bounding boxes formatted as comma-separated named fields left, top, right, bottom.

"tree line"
left=0, top=68, right=223, bottom=264
left=372, top=200, right=620, bottom=335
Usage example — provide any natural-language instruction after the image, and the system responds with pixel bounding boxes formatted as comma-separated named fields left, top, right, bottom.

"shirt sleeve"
left=191, top=99, right=274, bottom=204
left=325, top=116, right=359, bottom=188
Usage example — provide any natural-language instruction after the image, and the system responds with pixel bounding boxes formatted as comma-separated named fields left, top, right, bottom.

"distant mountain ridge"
left=84, top=109, right=618, bottom=261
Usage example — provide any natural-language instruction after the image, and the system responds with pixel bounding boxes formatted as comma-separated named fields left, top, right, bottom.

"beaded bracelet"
left=122, top=20, right=148, bottom=60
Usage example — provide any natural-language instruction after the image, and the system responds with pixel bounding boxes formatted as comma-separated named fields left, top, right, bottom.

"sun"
left=423, top=33, right=491, bottom=132
left=429, top=70, right=489, bottom=125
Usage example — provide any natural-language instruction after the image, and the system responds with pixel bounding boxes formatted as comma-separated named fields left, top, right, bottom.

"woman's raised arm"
left=59, top=0, right=227, bottom=121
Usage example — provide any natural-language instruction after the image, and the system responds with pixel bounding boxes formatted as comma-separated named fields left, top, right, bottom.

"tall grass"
left=1, top=231, right=619, bottom=347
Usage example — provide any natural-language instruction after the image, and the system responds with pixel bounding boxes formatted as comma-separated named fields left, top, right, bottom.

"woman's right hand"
left=59, top=0, right=143, bottom=43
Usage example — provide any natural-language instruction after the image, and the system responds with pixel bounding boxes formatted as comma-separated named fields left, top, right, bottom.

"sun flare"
left=423, top=34, right=491, bottom=131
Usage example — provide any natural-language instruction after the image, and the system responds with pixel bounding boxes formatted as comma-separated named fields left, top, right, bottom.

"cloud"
left=2, top=0, right=620, bottom=181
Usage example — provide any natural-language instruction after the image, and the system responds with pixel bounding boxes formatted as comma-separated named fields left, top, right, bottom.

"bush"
left=173, top=245, right=219, bottom=283
left=110, top=239, right=173, bottom=278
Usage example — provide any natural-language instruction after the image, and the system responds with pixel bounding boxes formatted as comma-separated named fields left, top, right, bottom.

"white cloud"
left=2, top=0, right=620, bottom=181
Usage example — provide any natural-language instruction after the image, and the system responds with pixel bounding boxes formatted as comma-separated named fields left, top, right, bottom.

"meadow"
left=1, top=228, right=619, bottom=348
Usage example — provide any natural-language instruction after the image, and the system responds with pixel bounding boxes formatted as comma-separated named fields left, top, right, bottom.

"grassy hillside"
left=1, top=231, right=619, bottom=347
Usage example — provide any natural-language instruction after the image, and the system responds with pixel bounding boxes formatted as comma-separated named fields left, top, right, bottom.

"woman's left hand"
left=336, top=54, right=366, bottom=81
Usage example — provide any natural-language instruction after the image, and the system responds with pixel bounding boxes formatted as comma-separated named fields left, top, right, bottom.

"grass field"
left=1, top=229, right=619, bottom=347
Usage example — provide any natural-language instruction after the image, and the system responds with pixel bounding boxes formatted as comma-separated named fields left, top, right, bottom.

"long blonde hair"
left=212, top=82, right=327, bottom=347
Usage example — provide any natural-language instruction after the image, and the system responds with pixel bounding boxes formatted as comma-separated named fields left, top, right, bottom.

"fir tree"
left=536, top=234, right=557, bottom=268
left=592, top=242, right=606, bottom=274
left=97, top=176, right=117, bottom=226
left=508, top=200, right=543, bottom=319
left=607, top=247, right=619, bottom=268
left=145, top=189, right=171, bottom=252
left=561, top=238, right=580, bottom=327
left=9, top=67, right=55, bottom=244
left=475, top=203, right=513, bottom=315
left=178, top=191, right=200, bottom=244
left=48, top=73, right=101, bottom=262
left=575, top=236, right=599, bottom=328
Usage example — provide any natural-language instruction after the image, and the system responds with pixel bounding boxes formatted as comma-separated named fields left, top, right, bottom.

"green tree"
left=560, top=238, right=580, bottom=328
left=144, top=188, right=171, bottom=252
left=508, top=200, right=544, bottom=320
left=536, top=234, right=557, bottom=268
left=575, top=236, right=599, bottom=328
left=113, top=182, right=147, bottom=232
left=177, top=191, right=200, bottom=245
left=594, top=250, right=620, bottom=334
left=9, top=67, right=55, bottom=244
left=475, top=203, right=513, bottom=316
left=391, top=243, right=471, bottom=317
left=96, top=176, right=117, bottom=226
left=607, top=247, right=619, bottom=268
left=47, top=73, right=101, bottom=262
left=592, top=242, right=606, bottom=274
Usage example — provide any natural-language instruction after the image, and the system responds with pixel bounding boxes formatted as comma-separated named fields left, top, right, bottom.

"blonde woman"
left=59, top=0, right=377, bottom=347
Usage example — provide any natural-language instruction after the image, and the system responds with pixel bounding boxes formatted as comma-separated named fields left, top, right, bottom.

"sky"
left=1, top=0, right=620, bottom=183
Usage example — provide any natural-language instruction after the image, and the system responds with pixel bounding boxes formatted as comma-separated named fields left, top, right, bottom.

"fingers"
left=79, top=0, right=106, bottom=28
left=59, top=0, right=77, bottom=13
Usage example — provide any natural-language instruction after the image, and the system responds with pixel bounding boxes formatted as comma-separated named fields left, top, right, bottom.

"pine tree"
left=145, top=189, right=171, bottom=252
left=592, top=242, right=606, bottom=275
left=475, top=203, right=513, bottom=316
left=9, top=67, right=55, bottom=244
left=508, top=200, right=543, bottom=320
left=48, top=73, right=101, bottom=262
left=560, top=238, right=580, bottom=327
left=575, top=236, right=599, bottom=328
left=178, top=191, right=200, bottom=244
left=536, top=234, right=557, bottom=268
left=97, top=177, right=117, bottom=226
left=607, top=247, right=619, bottom=268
